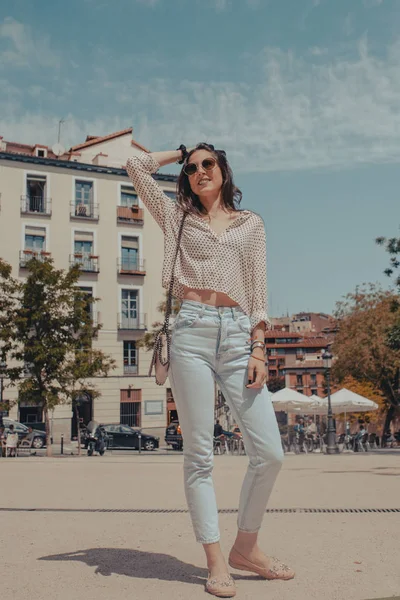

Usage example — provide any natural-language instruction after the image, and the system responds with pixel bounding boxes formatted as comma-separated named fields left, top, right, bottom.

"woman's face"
left=186, top=149, right=223, bottom=198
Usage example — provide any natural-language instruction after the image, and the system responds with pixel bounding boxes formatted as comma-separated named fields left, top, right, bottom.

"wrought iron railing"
left=19, top=249, right=51, bottom=267
left=117, top=258, right=146, bottom=274
left=117, top=313, right=147, bottom=330
left=70, top=202, right=99, bottom=220
left=70, top=254, right=100, bottom=273
left=21, top=195, right=52, bottom=216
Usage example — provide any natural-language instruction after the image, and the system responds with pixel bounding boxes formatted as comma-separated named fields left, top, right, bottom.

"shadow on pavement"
left=39, top=547, right=209, bottom=586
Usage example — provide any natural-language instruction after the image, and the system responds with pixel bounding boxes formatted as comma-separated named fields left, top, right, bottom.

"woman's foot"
left=228, top=545, right=294, bottom=580
left=205, top=573, right=236, bottom=598
left=205, top=556, right=236, bottom=597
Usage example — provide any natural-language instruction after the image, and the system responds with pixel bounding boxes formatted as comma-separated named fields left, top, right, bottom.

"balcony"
left=70, top=254, right=100, bottom=273
left=117, top=258, right=146, bottom=275
left=19, top=249, right=51, bottom=268
left=70, top=202, right=99, bottom=221
left=21, top=195, right=52, bottom=216
left=117, top=205, right=144, bottom=224
left=117, top=313, right=147, bottom=331
left=123, top=363, right=138, bottom=375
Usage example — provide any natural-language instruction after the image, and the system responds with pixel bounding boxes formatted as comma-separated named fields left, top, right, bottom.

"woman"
left=126, top=144, right=294, bottom=597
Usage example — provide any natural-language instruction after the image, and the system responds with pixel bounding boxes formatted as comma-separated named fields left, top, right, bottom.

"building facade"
left=266, top=331, right=329, bottom=397
left=0, top=128, right=177, bottom=441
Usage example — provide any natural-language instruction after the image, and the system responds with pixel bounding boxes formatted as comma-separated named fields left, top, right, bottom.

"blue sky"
left=1, top=0, right=399, bottom=316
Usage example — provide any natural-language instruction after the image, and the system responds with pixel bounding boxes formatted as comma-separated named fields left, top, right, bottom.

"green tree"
left=137, top=290, right=181, bottom=351
left=376, top=233, right=400, bottom=349
left=0, top=257, right=115, bottom=456
left=332, top=285, right=400, bottom=437
left=267, top=375, right=286, bottom=393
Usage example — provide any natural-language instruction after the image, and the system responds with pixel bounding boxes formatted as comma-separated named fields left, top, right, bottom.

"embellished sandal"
left=205, top=573, right=236, bottom=597
left=228, top=546, right=295, bottom=581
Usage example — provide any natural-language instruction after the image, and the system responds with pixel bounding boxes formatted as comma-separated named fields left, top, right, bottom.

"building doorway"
left=166, top=388, right=178, bottom=424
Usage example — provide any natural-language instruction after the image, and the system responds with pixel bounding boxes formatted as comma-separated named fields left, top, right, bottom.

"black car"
left=3, top=418, right=46, bottom=449
left=165, top=420, right=183, bottom=450
left=101, top=424, right=159, bottom=451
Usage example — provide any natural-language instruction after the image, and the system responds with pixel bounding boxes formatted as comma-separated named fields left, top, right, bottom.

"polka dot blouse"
left=126, top=152, right=270, bottom=330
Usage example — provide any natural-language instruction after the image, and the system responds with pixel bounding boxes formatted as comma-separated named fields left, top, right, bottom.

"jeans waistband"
left=180, top=299, right=246, bottom=318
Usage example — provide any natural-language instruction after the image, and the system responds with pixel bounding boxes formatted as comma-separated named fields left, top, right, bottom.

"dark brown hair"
left=176, top=143, right=242, bottom=216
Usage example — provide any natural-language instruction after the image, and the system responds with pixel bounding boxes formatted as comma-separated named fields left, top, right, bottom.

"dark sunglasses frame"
left=183, top=157, right=218, bottom=176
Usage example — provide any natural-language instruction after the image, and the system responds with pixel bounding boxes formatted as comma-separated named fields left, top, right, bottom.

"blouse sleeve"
left=250, top=216, right=271, bottom=331
left=126, top=152, right=175, bottom=233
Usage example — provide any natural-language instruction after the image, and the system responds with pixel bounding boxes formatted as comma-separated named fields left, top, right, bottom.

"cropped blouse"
left=126, top=152, right=270, bottom=330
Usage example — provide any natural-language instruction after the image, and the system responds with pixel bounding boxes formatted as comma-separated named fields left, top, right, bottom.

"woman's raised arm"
left=126, top=150, right=183, bottom=232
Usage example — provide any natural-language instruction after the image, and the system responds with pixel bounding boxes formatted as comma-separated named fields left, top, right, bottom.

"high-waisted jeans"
left=169, top=300, right=284, bottom=544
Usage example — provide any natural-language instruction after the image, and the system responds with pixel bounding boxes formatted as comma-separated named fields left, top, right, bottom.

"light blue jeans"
left=169, top=300, right=284, bottom=544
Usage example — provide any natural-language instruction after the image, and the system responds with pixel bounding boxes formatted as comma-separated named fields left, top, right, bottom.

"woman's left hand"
left=246, top=351, right=267, bottom=389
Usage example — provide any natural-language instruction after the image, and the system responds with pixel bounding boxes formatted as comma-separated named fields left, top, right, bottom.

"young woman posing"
left=126, top=144, right=294, bottom=597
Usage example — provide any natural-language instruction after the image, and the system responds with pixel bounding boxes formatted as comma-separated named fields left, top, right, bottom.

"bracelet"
left=250, top=341, right=265, bottom=351
left=176, top=144, right=188, bottom=164
left=250, top=354, right=266, bottom=363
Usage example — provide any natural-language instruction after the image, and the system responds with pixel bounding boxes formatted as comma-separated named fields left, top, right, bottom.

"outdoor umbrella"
left=318, top=388, right=379, bottom=415
left=271, top=388, right=316, bottom=412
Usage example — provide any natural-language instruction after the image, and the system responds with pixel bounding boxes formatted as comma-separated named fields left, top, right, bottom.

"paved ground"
left=1, top=451, right=400, bottom=600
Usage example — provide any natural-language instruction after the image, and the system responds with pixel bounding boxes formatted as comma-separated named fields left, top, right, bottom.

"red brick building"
left=265, top=331, right=330, bottom=397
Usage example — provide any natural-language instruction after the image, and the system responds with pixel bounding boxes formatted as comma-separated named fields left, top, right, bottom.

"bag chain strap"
left=161, top=212, right=188, bottom=333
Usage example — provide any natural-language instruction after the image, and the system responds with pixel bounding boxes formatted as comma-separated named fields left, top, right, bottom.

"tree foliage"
left=267, top=375, right=286, bottom=393
left=376, top=233, right=400, bottom=349
left=0, top=258, right=115, bottom=455
left=137, top=291, right=181, bottom=352
left=332, top=284, right=400, bottom=435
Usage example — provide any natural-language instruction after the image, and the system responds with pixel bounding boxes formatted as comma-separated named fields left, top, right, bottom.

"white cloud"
left=3, top=37, right=400, bottom=174
left=0, top=17, right=60, bottom=69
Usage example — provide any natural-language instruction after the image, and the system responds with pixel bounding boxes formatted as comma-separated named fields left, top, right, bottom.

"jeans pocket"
left=236, top=314, right=251, bottom=334
left=174, top=311, right=201, bottom=331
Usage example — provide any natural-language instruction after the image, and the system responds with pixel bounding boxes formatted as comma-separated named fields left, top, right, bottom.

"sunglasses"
left=183, top=157, right=217, bottom=177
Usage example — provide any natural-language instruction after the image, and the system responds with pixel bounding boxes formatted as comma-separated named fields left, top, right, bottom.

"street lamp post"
left=0, top=361, right=7, bottom=428
left=322, top=350, right=338, bottom=455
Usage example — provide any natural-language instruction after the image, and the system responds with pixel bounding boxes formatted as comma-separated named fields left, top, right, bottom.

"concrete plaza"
left=1, top=451, right=400, bottom=600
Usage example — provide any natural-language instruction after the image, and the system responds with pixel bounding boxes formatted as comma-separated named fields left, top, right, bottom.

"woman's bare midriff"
left=182, top=287, right=239, bottom=307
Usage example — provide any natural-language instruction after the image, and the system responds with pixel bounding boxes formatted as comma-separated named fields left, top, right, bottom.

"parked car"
left=165, top=420, right=183, bottom=450
left=165, top=421, right=239, bottom=451
left=3, top=418, right=46, bottom=449
left=101, top=424, right=159, bottom=451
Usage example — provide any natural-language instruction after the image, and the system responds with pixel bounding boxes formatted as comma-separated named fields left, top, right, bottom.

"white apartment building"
left=0, top=127, right=178, bottom=441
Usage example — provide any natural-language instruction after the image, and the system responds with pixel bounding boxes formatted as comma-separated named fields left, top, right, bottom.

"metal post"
left=325, top=368, right=338, bottom=454
left=61, top=434, right=64, bottom=455
left=138, top=432, right=142, bottom=454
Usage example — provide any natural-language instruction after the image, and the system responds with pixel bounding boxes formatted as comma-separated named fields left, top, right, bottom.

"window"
left=120, top=186, right=138, bottom=207
left=277, top=348, right=286, bottom=355
left=35, top=148, right=47, bottom=158
left=79, top=286, right=94, bottom=321
left=310, top=374, right=317, bottom=384
left=121, top=289, right=138, bottom=327
left=75, top=180, right=93, bottom=217
left=25, top=174, right=47, bottom=213
left=73, top=231, right=97, bottom=271
left=296, top=375, right=303, bottom=385
left=123, top=341, right=138, bottom=375
left=269, top=348, right=277, bottom=356
left=297, top=389, right=304, bottom=394
left=121, top=236, right=139, bottom=270
left=311, top=389, right=318, bottom=396
left=25, top=226, right=46, bottom=252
